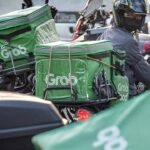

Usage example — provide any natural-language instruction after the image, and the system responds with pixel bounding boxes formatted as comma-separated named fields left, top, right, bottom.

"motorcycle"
left=22, top=0, right=129, bottom=123
left=0, top=0, right=128, bottom=124
left=35, top=39, right=128, bottom=123
left=72, top=0, right=150, bottom=97
left=0, top=3, right=57, bottom=93
left=72, top=0, right=109, bottom=41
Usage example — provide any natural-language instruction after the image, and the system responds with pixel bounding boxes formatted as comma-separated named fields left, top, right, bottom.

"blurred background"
left=0, top=0, right=150, bottom=41
left=0, top=0, right=114, bottom=41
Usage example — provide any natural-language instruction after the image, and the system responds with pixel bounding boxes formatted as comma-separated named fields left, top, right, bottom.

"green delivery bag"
left=32, top=91, right=150, bottom=150
left=0, top=5, right=53, bottom=75
left=35, top=40, right=128, bottom=102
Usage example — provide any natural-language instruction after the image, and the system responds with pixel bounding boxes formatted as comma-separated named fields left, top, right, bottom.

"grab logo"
left=45, top=73, right=78, bottom=86
left=1, top=45, right=27, bottom=59
left=117, top=83, right=129, bottom=101
left=93, top=126, right=128, bottom=150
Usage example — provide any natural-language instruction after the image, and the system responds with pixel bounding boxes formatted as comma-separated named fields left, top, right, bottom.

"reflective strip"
left=35, top=41, right=113, bottom=55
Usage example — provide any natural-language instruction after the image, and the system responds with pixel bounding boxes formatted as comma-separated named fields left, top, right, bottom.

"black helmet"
left=113, top=0, right=147, bottom=32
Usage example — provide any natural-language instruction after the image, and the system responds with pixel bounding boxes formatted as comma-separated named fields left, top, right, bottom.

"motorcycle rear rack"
left=43, top=85, right=120, bottom=107
left=50, top=97, right=118, bottom=107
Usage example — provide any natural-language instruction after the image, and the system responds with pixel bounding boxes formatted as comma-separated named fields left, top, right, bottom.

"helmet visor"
left=129, top=0, right=147, bottom=14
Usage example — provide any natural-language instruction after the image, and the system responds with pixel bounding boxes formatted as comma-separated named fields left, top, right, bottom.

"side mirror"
left=82, top=0, right=103, bottom=18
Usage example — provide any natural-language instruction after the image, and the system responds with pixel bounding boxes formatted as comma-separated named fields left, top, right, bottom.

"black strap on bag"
left=22, top=0, right=33, bottom=9
left=45, top=0, right=49, bottom=4
left=22, top=0, right=48, bottom=9
left=0, top=26, right=32, bottom=41
left=24, top=0, right=33, bottom=7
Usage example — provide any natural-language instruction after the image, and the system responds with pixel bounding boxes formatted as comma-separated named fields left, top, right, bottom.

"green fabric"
left=35, top=40, right=113, bottom=56
left=35, top=19, right=60, bottom=44
left=0, top=5, right=52, bottom=30
left=32, top=91, right=150, bottom=150
left=35, top=41, right=129, bottom=102
left=0, top=5, right=53, bottom=74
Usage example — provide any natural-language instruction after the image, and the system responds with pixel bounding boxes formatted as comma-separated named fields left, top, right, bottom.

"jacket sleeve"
left=123, top=39, right=150, bottom=88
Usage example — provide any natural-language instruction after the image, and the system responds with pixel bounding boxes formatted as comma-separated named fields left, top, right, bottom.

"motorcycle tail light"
left=144, top=41, right=150, bottom=51
left=76, top=108, right=91, bottom=121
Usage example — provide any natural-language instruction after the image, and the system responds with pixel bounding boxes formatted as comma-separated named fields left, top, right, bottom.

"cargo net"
left=36, top=19, right=60, bottom=44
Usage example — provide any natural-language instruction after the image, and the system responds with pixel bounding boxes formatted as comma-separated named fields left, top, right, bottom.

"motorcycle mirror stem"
left=81, top=0, right=103, bottom=18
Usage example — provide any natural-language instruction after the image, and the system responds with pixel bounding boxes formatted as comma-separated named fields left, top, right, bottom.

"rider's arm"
left=123, top=39, right=150, bottom=88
